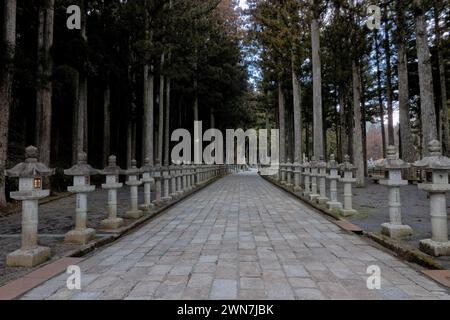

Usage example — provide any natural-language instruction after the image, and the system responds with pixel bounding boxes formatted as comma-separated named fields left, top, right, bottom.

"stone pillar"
left=5, top=146, right=54, bottom=267
left=162, top=167, right=172, bottom=202
left=302, top=158, right=311, bottom=197
left=286, top=160, right=293, bottom=187
left=339, top=155, right=357, bottom=216
left=316, top=156, right=329, bottom=204
left=139, top=158, right=155, bottom=212
left=152, top=167, right=163, bottom=206
left=169, top=165, right=178, bottom=199
left=413, top=140, right=450, bottom=256
left=326, top=154, right=342, bottom=211
left=125, top=160, right=143, bottom=218
left=280, top=163, right=286, bottom=184
left=176, top=164, right=184, bottom=196
left=293, top=162, right=302, bottom=192
left=309, top=158, right=319, bottom=201
left=377, top=146, right=412, bottom=238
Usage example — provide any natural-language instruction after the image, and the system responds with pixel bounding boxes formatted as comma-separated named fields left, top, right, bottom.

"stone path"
left=21, top=172, right=450, bottom=300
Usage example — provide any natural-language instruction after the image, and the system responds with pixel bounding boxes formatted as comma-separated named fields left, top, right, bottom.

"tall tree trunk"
left=414, top=0, right=438, bottom=156
left=143, top=64, right=155, bottom=165
left=434, top=1, right=450, bottom=156
left=103, top=84, right=111, bottom=166
left=278, top=81, right=286, bottom=163
left=396, top=1, right=415, bottom=162
left=72, top=71, right=79, bottom=163
left=292, top=55, right=302, bottom=163
left=158, top=53, right=165, bottom=165
left=352, top=61, right=365, bottom=187
left=0, top=0, right=17, bottom=208
left=339, top=92, right=348, bottom=161
left=210, top=107, right=215, bottom=128
left=36, top=0, right=54, bottom=166
left=360, top=67, right=368, bottom=176
left=310, top=7, right=324, bottom=158
left=164, top=77, right=171, bottom=166
left=383, top=7, right=395, bottom=145
left=374, top=30, right=386, bottom=158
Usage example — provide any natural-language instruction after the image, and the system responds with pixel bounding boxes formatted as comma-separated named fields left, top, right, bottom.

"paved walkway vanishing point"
left=21, top=172, right=450, bottom=300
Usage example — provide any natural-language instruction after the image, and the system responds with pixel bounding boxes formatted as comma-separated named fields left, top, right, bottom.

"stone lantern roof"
left=5, top=146, right=54, bottom=178
left=125, top=160, right=140, bottom=175
left=327, top=154, right=339, bottom=170
left=140, top=158, right=153, bottom=174
left=316, top=156, right=327, bottom=169
left=376, top=145, right=410, bottom=170
left=340, top=155, right=357, bottom=172
left=100, top=155, right=124, bottom=176
left=64, top=152, right=98, bottom=176
left=413, top=140, right=450, bottom=170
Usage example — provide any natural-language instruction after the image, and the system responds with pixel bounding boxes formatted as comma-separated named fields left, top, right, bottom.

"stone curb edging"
left=260, top=174, right=447, bottom=272
left=0, top=174, right=226, bottom=299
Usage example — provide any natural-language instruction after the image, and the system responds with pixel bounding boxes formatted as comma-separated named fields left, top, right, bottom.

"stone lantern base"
left=317, top=196, right=329, bottom=204
left=7, top=246, right=51, bottom=268
left=162, top=196, right=172, bottom=203
left=327, top=201, right=342, bottom=211
left=339, top=208, right=357, bottom=217
left=100, top=217, right=124, bottom=230
left=420, top=239, right=450, bottom=257
left=309, top=193, right=319, bottom=202
left=125, top=209, right=143, bottom=219
left=65, top=228, right=96, bottom=245
left=139, top=203, right=155, bottom=212
left=381, top=223, right=412, bottom=239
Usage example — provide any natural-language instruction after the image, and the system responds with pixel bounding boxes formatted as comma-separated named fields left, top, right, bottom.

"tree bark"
left=36, top=0, right=54, bottom=166
left=158, top=53, right=165, bottom=165
left=434, top=1, right=450, bottom=156
left=414, top=0, right=438, bottom=156
left=310, top=13, right=324, bottom=159
left=383, top=7, right=395, bottom=145
left=374, top=30, right=386, bottom=158
left=103, top=84, right=111, bottom=166
left=396, top=2, right=415, bottom=162
left=278, top=81, right=286, bottom=163
left=0, top=0, right=17, bottom=207
left=143, top=64, right=155, bottom=165
left=292, top=54, right=302, bottom=163
left=352, top=61, right=365, bottom=187
left=164, top=77, right=171, bottom=166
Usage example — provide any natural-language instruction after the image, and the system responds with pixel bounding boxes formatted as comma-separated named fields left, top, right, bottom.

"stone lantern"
left=293, top=162, right=302, bottom=193
left=173, top=160, right=184, bottom=196
left=280, top=162, right=286, bottom=184
left=152, top=161, right=163, bottom=207
left=64, top=152, right=98, bottom=244
left=124, top=160, right=143, bottom=219
left=339, top=155, right=358, bottom=216
left=302, top=158, right=311, bottom=197
left=169, top=164, right=178, bottom=199
left=161, top=165, right=172, bottom=203
left=139, top=158, right=155, bottom=212
left=5, top=146, right=54, bottom=267
left=309, top=158, right=320, bottom=201
left=412, top=140, right=450, bottom=256
left=100, top=155, right=124, bottom=230
left=285, top=160, right=293, bottom=187
left=376, top=145, right=412, bottom=239
left=326, top=154, right=342, bottom=211
left=316, top=156, right=329, bottom=204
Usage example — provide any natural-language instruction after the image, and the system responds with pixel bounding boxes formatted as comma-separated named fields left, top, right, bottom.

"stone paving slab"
left=19, top=172, right=450, bottom=300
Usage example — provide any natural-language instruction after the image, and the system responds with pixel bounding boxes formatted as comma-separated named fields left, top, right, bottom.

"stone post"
left=285, top=160, right=293, bottom=188
left=5, top=146, right=54, bottom=267
left=280, top=163, right=286, bottom=184
left=326, top=154, right=342, bottom=211
left=139, top=158, right=155, bottom=212
left=302, top=158, right=311, bottom=197
left=339, top=155, right=358, bottom=216
left=162, top=166, right=172, bottom=202
left=100, top=155, right=124, bottom=230
left=413, top=140, right=450, bottom=256
left=64, top=152, right=98, bottom=244
left=175, top=162, right=184, bottom=196
left=316, top=156, right=329, bottom=204
left=169, top=165, right=178, bottom=199
left=377, top=145, right=412, bottom=238
left=293, top=162, right=302, bottom=192
left=152, top=165, right=163, bottom=207
left=125, top=160, right=143, bottom=218
left=309, top=158, right=320, bottom=201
